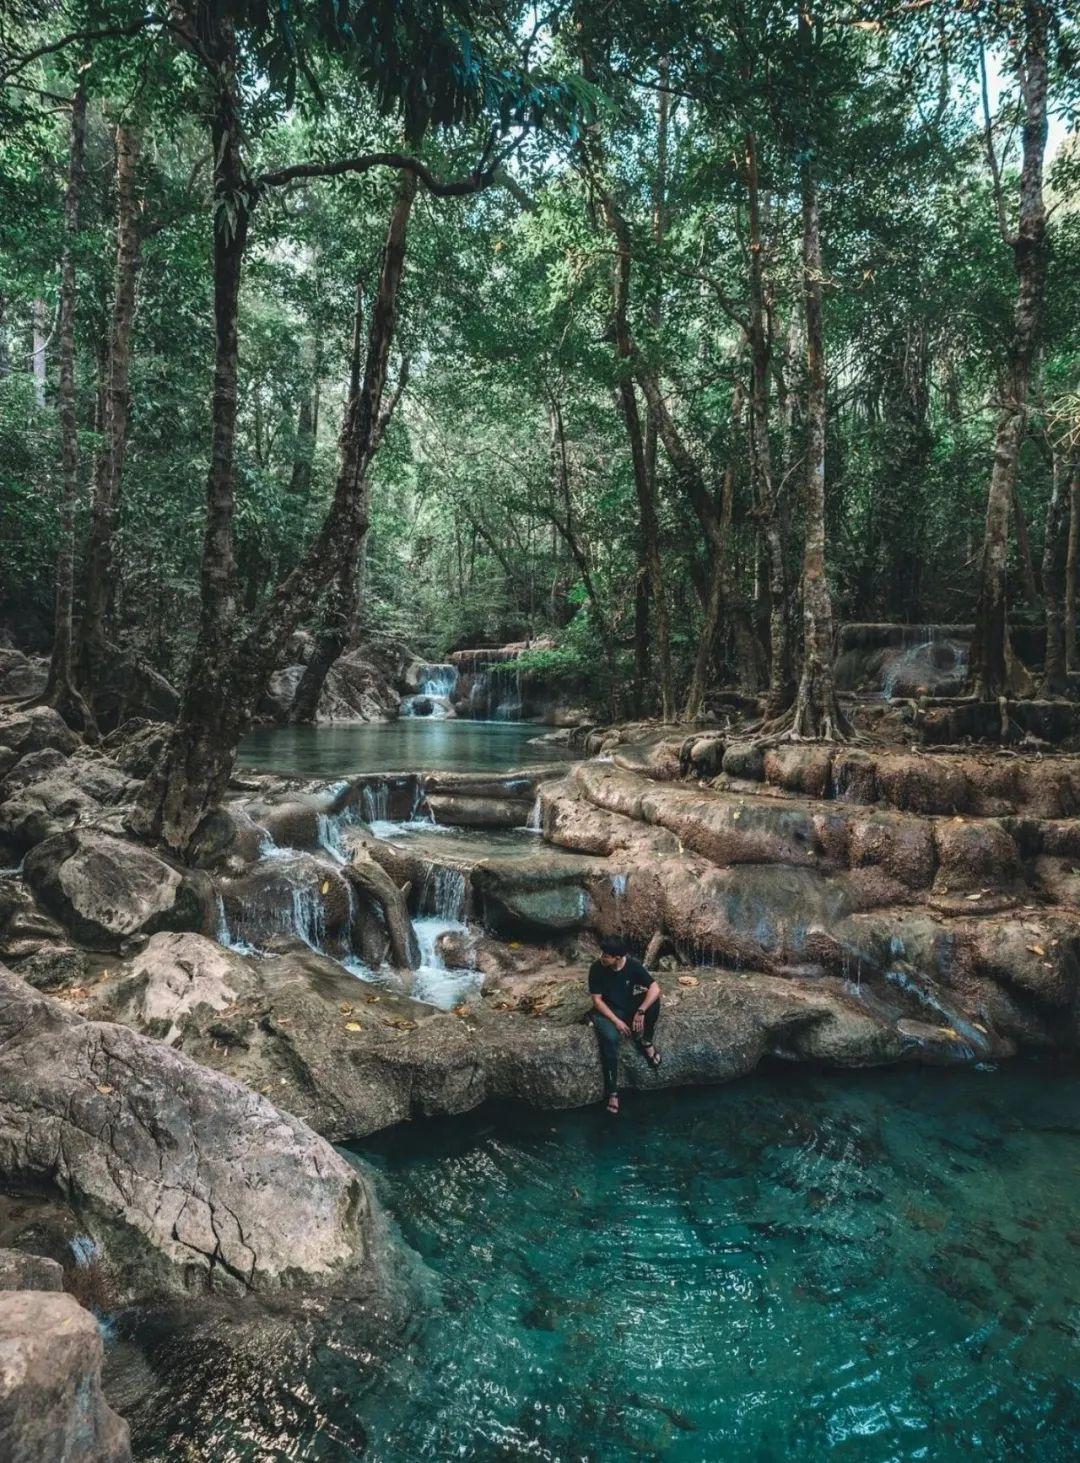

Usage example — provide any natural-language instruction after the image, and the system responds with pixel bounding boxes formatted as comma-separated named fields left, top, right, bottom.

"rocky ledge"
left=73, top=929, right=908, bottom=1141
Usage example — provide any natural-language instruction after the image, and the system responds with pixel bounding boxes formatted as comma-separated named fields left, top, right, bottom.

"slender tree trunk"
left=546, top=399, right=619, bottom=718
left=1066, top=448, right=1080, bottom=674
left=78, top=121, right=142, bottom=703
left=745, top=131, right=790, bottom=717
left=132, top=26, right=251, bottom=847
left=31, top=297, right=47, bottom=407
left=599, top=186, right=674, bottom=720
left=633, top=547, right=650, bottom=714
left=41, top=81, right=95, bottom=736
left=790, top=144, right=847, bottom=741
left=138, top=165, right=417, bottom=850
left=1041, top=446, right=1068, bottom=694
left=971, top=1, right=1049, bottom=699
left=0, top=295, right=10, bottom=378
left=1012, top=481, right=1040, bottom=603
left=684, top=383, right=743, bottom=720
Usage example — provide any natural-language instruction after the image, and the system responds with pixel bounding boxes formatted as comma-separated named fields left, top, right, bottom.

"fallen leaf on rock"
left=321, top=880, right=331, bottom=895
left=344, top=1021, right=363, bottom=1032
left=678, top=975, right=699, bottom=987
left=339, top=1003, right=352, bottom=1013
left=1027, top=945, right=1046, bottom=956
left=365, top=994, right=381, bottom=1003
left=965, top=893, right=982, bottom=901
left=95, top=1084, right=113, bottom=1095
left=509, top=940, right=522, bottom=949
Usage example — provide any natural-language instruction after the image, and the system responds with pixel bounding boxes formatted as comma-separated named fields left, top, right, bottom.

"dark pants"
left=592, top=1000, right=660, bottom=1099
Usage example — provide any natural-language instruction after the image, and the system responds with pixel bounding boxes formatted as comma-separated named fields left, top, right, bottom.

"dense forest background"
left=1, top=2, right=1078, bottom=801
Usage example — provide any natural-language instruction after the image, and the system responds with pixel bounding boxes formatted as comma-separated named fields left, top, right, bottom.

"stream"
left=240, top=718, right=569, bottom=776
left=118, top=721, right=1079, bottom=1459
left=117, top=1062, right=1080, bottom=1460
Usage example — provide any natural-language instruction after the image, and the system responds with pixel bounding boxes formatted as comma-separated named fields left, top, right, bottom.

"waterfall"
left=525, top=794, right=543, bottom=834
left=410, top=860, right=481, bottom=1009
left=419, top=663, right=459, bottom=697
left=361, top=782, right=390, bottom=824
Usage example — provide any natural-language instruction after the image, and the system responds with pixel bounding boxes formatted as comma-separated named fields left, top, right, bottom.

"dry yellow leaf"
left=321, top=880, right=331, bottom=895
left=677, top=975, right=699, bottom=987
left=96, top=1084, right=113, bottom=1095
left=1027, top=945, right=1045, bottom=956
left=345, top=1020, right=363, bottom=1032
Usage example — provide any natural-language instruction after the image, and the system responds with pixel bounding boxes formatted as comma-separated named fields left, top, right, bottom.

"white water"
left=410, top=863, right=483, bottom=1009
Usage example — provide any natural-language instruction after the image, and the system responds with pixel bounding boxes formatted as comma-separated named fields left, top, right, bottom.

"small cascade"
left=410, top=861, right=481, bottom=1009
left=361, top=782, right=390, bottom=824
left=881, top=637, right=968, bottom=700
left=220, top=855, right=349, bottom=960
left=401, top=663, right=460, bottom=718
left=525, top=794, right=543, bottom=834
left=419, top=664, right=459, bottom=697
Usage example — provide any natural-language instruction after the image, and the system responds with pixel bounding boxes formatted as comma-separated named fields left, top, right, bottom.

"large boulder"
left=0, top=649, right=48, bottom=700
left=24, top=829, right=212, bottom=951
left=0, top=965, right=374, bottom=1298
left=83, top=932, right=259, bottom=1044
left=0, top=1249, right=63, bottom=1292
left=0, top=776, right=101, bottom=851
left=0, top=708, right=78, bottom=779
left=0, top=1291, right=131, bottom=1462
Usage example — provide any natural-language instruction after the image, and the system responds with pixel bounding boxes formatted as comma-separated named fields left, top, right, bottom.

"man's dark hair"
left=600, top=936, right=629, bottom=957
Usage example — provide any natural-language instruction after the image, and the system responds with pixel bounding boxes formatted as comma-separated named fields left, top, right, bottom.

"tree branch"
left=258, top=152, right=496, bottom=197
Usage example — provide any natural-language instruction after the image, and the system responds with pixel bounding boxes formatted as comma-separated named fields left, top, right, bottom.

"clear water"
left=120, top=1064, right=1080, bottom=1460
left=239, top=719, right=569, bottom=777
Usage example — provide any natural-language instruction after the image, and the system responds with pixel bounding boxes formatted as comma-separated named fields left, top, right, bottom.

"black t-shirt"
left=588, top=956, right=654, bottom=1018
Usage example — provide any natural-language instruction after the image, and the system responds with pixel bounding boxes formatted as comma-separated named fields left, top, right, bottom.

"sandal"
left=606, top=1094, right=620, bottom=1115
left=639, top=1043, right=662, bottom=1070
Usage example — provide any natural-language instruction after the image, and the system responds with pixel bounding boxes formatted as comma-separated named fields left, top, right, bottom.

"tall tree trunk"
left=0, top=295, right=10, bottom=378
left=633, top=551, right=650, bottom=715
left=41, top=81, right=95, bottom=736
left=132, top=22, right=252, bottom=847
left=1066, top=448, right=1080, bottom=675
left=546, top=399, right=619, bottom=718
left=77, top=121, right=142, bottom=704
left=600, top=187, right=674, bottom=720
left=1041, top=445, right=1068, bottom=694
left=137, top=166, right=417, bottom=850
left=790, top=138, right=847, bottom=740
left=745, top=130, right=790, bottom=717
left=1012, top=481, right=1040, bottom=603
left=639, top=59, right=668, bottom=717
left=288, top=344, right=320, bottom=501
left=31, top=297, right=47, bottom=407
left=970, top=1, right=1049, bottom=699
left=288, top=278, right=398, bottom=726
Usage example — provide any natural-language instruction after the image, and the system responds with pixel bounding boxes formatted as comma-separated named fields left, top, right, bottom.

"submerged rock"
left=0, top=1291, right=131, bottom=1462
left=0, top=964, right=374, bottom=1299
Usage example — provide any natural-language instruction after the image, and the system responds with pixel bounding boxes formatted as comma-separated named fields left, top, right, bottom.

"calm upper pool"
left=120, top=1063, right=1080, bottom=1460
left=239, top=719, right=571, bottom=776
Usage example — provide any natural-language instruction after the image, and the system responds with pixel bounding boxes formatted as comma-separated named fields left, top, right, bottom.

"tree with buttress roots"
left=3, top=0, right=594, bottom=854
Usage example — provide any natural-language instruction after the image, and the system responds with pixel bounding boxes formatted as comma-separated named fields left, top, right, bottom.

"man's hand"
left=614, top=1018, right=632, bottom=1038
left=632, top=1010, right=645, bottom=1035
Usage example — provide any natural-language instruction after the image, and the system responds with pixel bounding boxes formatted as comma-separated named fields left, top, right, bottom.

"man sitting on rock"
left=588, top=936, right=662, bottom=1115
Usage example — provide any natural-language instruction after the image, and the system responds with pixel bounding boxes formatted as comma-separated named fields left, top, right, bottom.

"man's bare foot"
left=606, top=1094, right=620, bottom=1115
